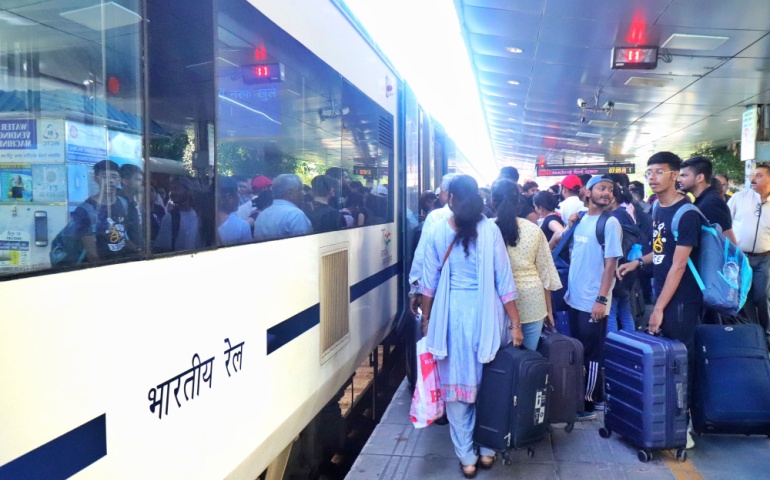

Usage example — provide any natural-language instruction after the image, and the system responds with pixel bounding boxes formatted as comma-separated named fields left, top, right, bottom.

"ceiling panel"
left=456, top=0, right=770, bottom=171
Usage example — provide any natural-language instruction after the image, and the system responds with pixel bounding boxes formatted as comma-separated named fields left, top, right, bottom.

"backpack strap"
left=552, top=211, right=586, bottom=258
left=594, top=211, right=610, bottom=251
left=668, top=202, right=708, bottom=291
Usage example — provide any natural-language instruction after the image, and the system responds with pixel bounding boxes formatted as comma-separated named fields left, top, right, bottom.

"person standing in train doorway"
left=563, top=175, right=623, bottom=421
left=728, top=163, right=770, bottom=339
left=617, top=151, right=702, bottom=449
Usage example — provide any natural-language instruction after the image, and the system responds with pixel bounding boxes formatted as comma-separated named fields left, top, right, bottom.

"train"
left=0, top=0, right=474, bottom=478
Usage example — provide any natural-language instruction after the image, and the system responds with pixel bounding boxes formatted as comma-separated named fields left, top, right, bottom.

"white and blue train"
left=0, top=0, right=473, bottom=478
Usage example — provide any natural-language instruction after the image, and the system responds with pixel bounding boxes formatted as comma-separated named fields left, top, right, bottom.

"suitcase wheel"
left=637, top=450, right=652, bottom=463
left=676, top=448, right=687, bottom=462
left=503, top=451, right=512, bottom=466
left=598, top=427, right=611, bottom=438
left=527, top=447, right=535, bottom=459
left=565, top=422, right=574, bottom=433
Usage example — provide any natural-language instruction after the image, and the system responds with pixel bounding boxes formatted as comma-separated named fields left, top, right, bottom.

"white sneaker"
left=686, top=430, right=695, bottom=449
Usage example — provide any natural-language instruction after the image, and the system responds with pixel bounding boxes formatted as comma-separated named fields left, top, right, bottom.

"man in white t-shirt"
left=557, top=174, right=588, bottom=226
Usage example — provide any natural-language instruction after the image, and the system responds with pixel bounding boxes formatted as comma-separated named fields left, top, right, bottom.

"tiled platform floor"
left=346, top=380, right=770, bottom=480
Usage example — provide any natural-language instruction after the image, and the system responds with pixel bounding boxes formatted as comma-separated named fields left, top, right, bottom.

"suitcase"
left=600, top=331, right=688, bottom=463
left=692, top=324, right=770, bottom=435
left=474, top=344, right=551, bottom=464
left=537, top=327, right=583, bottom=432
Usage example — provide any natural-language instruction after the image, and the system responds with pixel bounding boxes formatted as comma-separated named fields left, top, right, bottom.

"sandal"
left=459, top=461, right=477, bottom=479
left=479, top=454, right=496, bottom=469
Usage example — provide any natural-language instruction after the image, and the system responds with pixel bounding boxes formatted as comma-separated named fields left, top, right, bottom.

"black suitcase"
left=600, top=331, right=688, bottom=463
left=537, top=327, right=583, bottom=432
left=692, top=324, right=770, bottom=435
left=474, top=344, right=551, bottom=464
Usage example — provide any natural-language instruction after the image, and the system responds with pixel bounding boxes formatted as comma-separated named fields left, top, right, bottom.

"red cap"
left=251, top=175, right=272, bottom=190
left=559, top=174, right=582, bottom=191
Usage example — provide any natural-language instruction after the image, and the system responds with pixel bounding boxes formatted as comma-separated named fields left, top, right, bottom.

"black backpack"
left=597, top=209, right=643, bottom=297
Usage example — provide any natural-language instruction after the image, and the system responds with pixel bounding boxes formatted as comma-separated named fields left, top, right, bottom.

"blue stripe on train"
left=0, top=414, right=107, bottom=479
left=266, top=262, right=401, bottom=355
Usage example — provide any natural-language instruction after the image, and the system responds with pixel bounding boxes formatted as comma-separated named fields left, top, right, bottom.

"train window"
left=0, top=1, right=145, bottom=277
left=215, top=0, right=393, bottom=243
left=147, top=1, right=216, bottom=254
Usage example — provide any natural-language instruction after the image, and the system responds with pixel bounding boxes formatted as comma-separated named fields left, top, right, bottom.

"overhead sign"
left=537, top=163, right=636, bottom=177
left=353, top=165, right=388, bottom=176
left=741, top=106, right=758, bottom=161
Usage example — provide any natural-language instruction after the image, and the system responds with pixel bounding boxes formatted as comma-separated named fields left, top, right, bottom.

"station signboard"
left=536, top=163, right=635, bottom=177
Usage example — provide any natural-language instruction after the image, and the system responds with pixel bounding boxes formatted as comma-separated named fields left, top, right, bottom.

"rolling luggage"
left=600, top=331, right=688, bottom=463
left=537, top=327, right=583, bottom=432
left=692, top=324, right=770, bottom=435
left=474, top=344, right=551, bottom=464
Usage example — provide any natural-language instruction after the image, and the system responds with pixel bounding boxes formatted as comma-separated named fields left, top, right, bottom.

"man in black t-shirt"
left=679, top=156, right=737, bottom=245
left=74, top=160, right=141, bottom=262
left=617, top=151, right=702, bottom=448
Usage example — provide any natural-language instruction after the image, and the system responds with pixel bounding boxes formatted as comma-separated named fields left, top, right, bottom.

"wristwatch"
left=596, top=295, right=608, bottom=305
left=637, top=258, right=644, bottom=269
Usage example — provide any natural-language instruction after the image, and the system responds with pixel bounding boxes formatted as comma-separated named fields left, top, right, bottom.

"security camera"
left=581, top=116, right=586, bottom=123
left=577, top=98, right=587, bottom=109
left=606, top=100, right=615, bottom=108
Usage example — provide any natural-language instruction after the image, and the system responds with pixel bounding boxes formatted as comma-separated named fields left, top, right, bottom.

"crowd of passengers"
left=64, top=160, right=392, bottom=265
left=406, top=154, right=770, bottom=478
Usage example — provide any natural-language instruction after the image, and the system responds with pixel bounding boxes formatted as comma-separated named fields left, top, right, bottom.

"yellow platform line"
left=661, top=449, right=704, bottom=480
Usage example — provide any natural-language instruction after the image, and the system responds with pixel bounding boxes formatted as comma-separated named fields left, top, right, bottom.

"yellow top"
left=506, top=219, right=562, bottom=323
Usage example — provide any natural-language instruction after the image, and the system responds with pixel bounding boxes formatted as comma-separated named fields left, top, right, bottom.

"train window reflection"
left=0, top=1, right=144, bottom=277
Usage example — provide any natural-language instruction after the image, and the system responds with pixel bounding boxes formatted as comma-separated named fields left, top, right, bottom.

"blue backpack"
left=656, top=201, right=752, bottom=316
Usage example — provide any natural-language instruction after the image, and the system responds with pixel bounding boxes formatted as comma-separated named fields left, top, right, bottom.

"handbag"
left=409, top=337, right=445, bottom=428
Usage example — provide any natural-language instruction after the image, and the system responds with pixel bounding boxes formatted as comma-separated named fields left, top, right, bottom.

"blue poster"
left=0, top=120, right=37, bottom=150
left=0, top=167, right=33, bottom=202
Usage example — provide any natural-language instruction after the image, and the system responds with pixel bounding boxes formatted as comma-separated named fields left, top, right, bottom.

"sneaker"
left=686, top=430, right=695, bottom=449
left=576, top=411, right=597, bottom=421
left=594, top=402, right=606, bottom=411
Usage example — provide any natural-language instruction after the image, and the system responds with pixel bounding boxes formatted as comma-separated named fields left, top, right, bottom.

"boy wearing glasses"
left=617, top=151, right=702, bottom=448
left=728, top=164, right=770, bottom=337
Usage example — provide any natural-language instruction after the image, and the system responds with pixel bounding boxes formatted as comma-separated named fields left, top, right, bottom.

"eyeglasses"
left=644, top=169, right=673, bottom=180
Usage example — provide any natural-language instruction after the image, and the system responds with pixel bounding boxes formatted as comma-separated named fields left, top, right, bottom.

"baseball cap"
left=558, top=174, right=582, bottom=191
left=373, top=184, right=388, bottom=197
left=586, top=175, right=613, bottom=191
left=251, top=175, right=272, bottom=190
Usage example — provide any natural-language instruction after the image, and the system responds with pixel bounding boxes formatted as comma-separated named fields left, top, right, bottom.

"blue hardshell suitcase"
left=474, top=344, right=551, bottom=464
left=692, top=324, right=770, bottom=435
left=600, top=331, right=688, bottom=462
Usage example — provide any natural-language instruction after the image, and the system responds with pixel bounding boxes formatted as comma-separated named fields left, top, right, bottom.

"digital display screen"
left=353, top=166, right=388, bottom=176
left=611, top=47, right=658, bottom=70
left=536, top=164, right=636, bottom=177
left=241, top=62, right=285, bottom=84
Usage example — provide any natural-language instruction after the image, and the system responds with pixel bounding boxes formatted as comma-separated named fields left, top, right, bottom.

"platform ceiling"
left=456, top=0, right=770, bottom=173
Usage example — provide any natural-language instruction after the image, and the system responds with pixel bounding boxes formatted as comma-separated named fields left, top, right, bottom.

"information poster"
left=108, top=130, right=143, bottom=167
left=0, top=229, right=31, bottom=274
left=66, top=121, right=107, bottom=165
left=32, top=164, right=67, bottom=203
left=0, top=166, right=33, bottom=202
left=0, top=118, right=65, bottom=164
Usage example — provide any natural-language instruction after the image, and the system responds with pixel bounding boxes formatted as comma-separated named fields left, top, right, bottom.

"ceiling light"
left=727, top=118, right=740, bottom=122
left=506, top=47, right=523, bottom=54
left=508, top=102, right=518, bottom=107
left=60, top=2, right=141, bottom=31
left=625, top=76, right=673, bottom=88
left=576, top=132, right=602, bottom=138
left=507, top=80, right=520, bottom=86
left=661, top=33, right=729, bottom=51
left=507, top=118, right=516, bottom=121
left=588, top=120, right=618, bottom=127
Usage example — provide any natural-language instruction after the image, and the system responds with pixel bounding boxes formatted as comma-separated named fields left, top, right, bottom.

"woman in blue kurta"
left=419, top=175, right=522, bottom=478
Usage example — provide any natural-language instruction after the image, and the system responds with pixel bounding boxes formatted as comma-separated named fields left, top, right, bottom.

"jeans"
left=521, top=319, right=544, bottom=351
left=607, top=297, right=636, bottom=333
left=445, top=401, right=494, bottom=465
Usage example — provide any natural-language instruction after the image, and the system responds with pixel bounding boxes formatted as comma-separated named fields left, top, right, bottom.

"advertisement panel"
left=0, top=118, right=65, bottom=164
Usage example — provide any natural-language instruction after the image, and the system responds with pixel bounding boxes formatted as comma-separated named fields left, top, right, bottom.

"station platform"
left=346, top=379, right=770, bottom=480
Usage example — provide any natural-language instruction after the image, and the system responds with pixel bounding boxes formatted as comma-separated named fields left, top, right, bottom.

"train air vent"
left=320, top=244, right=350, bottom=363
left=379, top=115, right=394, bottom=150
